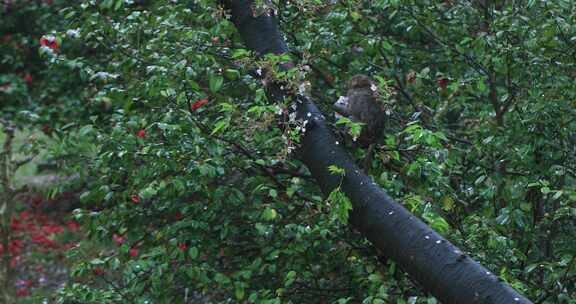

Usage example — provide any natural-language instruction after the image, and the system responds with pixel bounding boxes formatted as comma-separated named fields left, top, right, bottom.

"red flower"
left=174, top=212, right=183, bottom=221
left=10, top=218, right=23, bottom=231
left=191, top=98, right=209, bottom=111
left=112, top=233, right=125, bottom=244
left=23, top=73, right=33, bottom=85
left=16, top=288, right=29, bottom=297
left=31, top=235, right=55, bottom=248
left=1, top=34, right=12, bottom=44
left=16, top=279, right=33, bottom=288
left=2, top=239, right=25, bottom=255
left=66, top=220, right=80, bottom=231
left=131, top=194, right=140, bottom=204
left=437, top=78, right=449, bottom=90
left=11, top=256, right=21, bottom=267
left=129, top=247, right=138, bottom=258
left=42, top=223, right=64, bottom=235
left=93, top=268, right=105, bottom=276
left=136, top=129, right=146, bottom=138
left=39, top=36, right=58, bottom=50
left=31, top=194, right=43, bottom=207
left=20, top=211, right=30, bottom=219
left=178, top=243, right=188, bottom=251
left=41, top=124, right=51, bottom=134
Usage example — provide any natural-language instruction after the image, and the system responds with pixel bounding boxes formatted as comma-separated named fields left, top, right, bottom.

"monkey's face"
left=333, top=96, right=349, bottom=114
left=348, top=74, right=372, bottom=90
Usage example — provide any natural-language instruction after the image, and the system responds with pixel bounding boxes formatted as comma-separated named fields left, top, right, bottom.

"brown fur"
left=344, top=75, right=385, bottom=147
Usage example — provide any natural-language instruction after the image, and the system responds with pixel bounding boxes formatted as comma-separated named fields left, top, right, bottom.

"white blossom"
left=66, top=29, right=81, bottom=38
left=39, top=46, right=55, bottom=56
left=298, top=82, right=307, bottom=94
left=91, top=71, right=119, bottom=81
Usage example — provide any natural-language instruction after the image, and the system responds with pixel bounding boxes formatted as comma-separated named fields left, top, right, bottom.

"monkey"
left=333, top=74, right=385, bottom=169
left=334, top=74, right=385, bottom=146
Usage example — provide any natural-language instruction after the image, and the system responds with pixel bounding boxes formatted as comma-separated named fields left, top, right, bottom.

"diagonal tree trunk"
left=218, top=1, right=532, bottom=303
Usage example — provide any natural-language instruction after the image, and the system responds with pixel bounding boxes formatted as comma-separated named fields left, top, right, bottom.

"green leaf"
left=113, top=0, right=123, bottom=10
left=225, top=69, right=240, bottom=80
left=552, top=191, right=563, bottom=200
left=209, top=75, right=224, bottom=93
left=477, top=79, right=488, bottom=94
left=368, top=273, right=382, bottom=283
left=285, top=271, right=296, bottom=287
left=214, top=273, right=231, bottom=285
left=188, top=247, right=199, bottom=260
left=381, top=40, right=393, bottom=51
left=326, top=187, right=353, bottom=224
left=235, top=286, right=245, bottom=300
left=79, top=125, right=94, bottom=137
left=79, top=191, right=91, bottom=203
left=350, top=11, right=362, bottom=22
left=231, top=48, right=250, bottom=59
left=211, top=119, right=229, bottom=135
left=90, top=258, right=105, bottom=265
left=262, top=208, right=277, bottom=221
left=475, top=175, right=486, bottom=185
left=328, top=165, right=345, bottom=176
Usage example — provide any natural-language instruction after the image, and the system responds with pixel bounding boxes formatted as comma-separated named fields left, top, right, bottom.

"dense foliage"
left=1, top=0, right=575, bottom=303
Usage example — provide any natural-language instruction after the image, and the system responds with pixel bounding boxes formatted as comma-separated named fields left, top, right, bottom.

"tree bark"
left=218, top=1, right=532, bottom=303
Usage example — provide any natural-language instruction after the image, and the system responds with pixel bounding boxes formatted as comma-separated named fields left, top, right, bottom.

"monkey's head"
left=348, top=74, right=372, bottom=90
